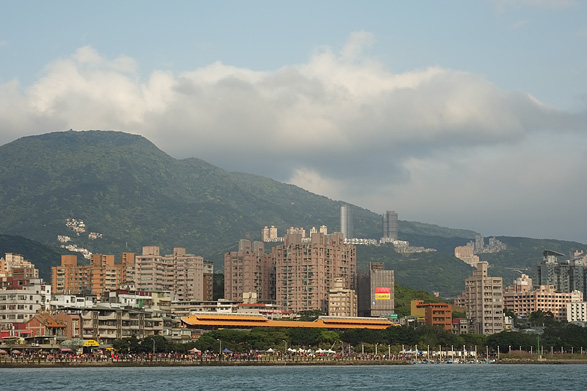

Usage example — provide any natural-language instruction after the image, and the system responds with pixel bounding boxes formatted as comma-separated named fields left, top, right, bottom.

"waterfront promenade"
left=3, top=352, right=587, bottom=367
left=0, top=352, right=413, bottom=367
left=4, top=347, right=587, bottom=368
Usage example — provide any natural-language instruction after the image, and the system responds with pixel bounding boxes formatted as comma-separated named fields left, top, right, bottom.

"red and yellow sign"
left=375, top=287, right=390, bottom=300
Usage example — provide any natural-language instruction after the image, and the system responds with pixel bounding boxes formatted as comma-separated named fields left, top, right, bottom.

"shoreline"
left=0, top=359, right=410, bottom=368
left=3, top=358, right=587, bottom=368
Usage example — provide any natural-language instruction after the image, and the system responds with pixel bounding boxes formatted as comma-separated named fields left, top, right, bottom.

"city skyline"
left=1, top=1, right=586, bottom=243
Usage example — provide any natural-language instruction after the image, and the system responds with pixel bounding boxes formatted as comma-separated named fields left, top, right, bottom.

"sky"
left=1, top=0, right=586, bottom=243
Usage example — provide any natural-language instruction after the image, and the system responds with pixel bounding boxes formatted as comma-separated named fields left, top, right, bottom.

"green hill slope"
left=0, top=234, right=64, bottom=279
left=0, top=130, right=475, bottom=279
left=1, top=130, right=583, bottom=295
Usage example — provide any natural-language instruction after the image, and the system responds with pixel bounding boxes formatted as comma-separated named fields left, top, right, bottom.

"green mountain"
left=0, top=130, right=472, bottom=278
left=1, top=130, right=584, bottom=296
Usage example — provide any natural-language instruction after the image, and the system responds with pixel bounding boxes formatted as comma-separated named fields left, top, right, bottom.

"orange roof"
left=35, top=313, right=66, bottom=328
left=320, top=318, right=393, bottom=325
left=181, top=315, right=397, bottom=330
left=192, top=314, right=268, bottom=322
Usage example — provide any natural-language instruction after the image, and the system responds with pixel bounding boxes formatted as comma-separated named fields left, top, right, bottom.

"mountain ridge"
left=1, top=130, right=584, bottom=296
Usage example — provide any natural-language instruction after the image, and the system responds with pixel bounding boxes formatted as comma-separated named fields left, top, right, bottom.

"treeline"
left=113, top=320, right=587, bottom=354
left=112, top=326, right=486, bottom=354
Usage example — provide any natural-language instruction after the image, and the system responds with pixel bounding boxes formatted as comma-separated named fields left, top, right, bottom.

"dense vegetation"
left=357, top=244, right=474, bottom=297
left=112, top=312, right=587, bottom=355
left=0, top=131, right=472, bottom=277
left=0, top=234, right=64, bottom=272
left=112, top=326, right=485, bottom=354
left=0, top=131, right=585, bottom=296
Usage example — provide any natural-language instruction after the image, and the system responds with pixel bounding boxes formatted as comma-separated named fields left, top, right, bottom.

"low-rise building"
left=49, top=294, right=98, bottom=310
left=0, top=280, right=51, bottom=333
left=80, top=307, right=164, bottom=345
left=416, top=301, right=453, bottom=330
left=452, top=318, right=469, bottom=335
left=171, top=299, right=240, bottom=318
left=567, top=302, right=587, bottom=322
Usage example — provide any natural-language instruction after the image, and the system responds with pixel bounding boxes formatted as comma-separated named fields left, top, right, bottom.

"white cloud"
left=0, top=34, right=586, bottom=242
left=340, top=31, right=374, bottom=62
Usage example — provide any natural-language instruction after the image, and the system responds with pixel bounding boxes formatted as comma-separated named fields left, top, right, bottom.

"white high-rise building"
left=340, top=205, right=353, bottom=239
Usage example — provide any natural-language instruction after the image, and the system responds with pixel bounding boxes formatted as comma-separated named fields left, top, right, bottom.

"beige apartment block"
left=454, top=246, right=480, bottom=266
left=464, top=262, right=504, bottom=335
left=224, top=240, right=273, bottom=302
left=504, top=285, right=582, bottom=321
left=273, top=232, right=356, bottom=314
left=328, top=277, right=357, bottom=317
left=135, top=246, right=205, bottom=301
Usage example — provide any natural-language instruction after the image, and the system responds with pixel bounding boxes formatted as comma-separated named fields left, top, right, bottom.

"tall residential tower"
left=464, top=262, right=504, bottom=335
left=382, top=210, right=398, bottom=241
left=340, top=205, right=353, bottom=239
left=273, top=231, right=356, bottom=313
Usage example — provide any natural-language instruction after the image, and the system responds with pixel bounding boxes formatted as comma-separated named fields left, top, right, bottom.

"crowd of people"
left=0, top=349, right=413, bottom=365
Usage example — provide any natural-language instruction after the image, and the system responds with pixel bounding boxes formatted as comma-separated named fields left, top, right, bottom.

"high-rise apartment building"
left=273, top=232, right=356, bottom=313
left=262, top=226, right=279, bottom=242
left=536, top=250, right=587, bottom=298
left=382, top=211, right=398, bottom=241
left=475, top=234, right=485, bottom=253
left=51, top=253, right=135, bottom=297
left=340, top=205, right=353, bottom=239
left=203, top=260, right=214, bottom=301
left=463, top=262, right=504, bottom=335
left=135, top=246, right=205, bottom=301
left=224, top=240, right=274, bottom=302
left=357, top=262, right=395, bottom=317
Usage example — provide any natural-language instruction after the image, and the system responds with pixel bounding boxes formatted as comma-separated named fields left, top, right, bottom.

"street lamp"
left=217, top=339, right=222, bottom=356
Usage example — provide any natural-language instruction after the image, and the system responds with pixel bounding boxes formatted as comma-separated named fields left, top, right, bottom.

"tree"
left=529, top=310, right=556, bottom=327
left=382, top=325, right=417, bottom=346
left=486, top=331, right=535, bottom=351
left=317, top=330, right=340, bottom=345
left=298, top=310, right=325, bottom=321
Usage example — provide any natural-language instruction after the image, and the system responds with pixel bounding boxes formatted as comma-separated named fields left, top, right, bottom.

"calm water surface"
left=2, top=364, right=585, bottom=390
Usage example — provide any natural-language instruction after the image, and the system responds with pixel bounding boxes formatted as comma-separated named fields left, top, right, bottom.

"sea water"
left=1, top=364, right=584, bottom=390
